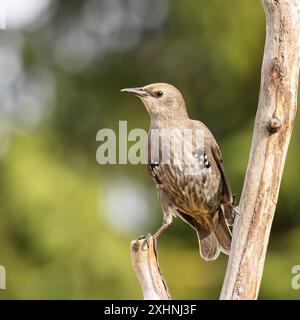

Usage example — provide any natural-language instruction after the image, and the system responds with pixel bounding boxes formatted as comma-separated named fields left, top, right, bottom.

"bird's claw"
left=138, top=234, right=147, bottom=240
left=232, top=206, right=240, bottom=216
left=138, top=233, right=158, bottom=252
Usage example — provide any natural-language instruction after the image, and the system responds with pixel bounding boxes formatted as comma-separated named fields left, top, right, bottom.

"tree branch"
left=130, top=235, right=171, bottom=300
left=220, top=0, right=300, bottom=300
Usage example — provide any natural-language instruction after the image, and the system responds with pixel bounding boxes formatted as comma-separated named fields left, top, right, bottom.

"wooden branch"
left=130, top=235, right=171, bottom=300
left=220, top=0, right=300, bottom=300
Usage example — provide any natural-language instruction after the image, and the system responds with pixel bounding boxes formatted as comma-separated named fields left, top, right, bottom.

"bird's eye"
left=156, top=91, right=164, bottom=98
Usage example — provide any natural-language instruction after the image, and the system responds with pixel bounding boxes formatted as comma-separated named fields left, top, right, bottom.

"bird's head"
left=121, top=83, right=188, bottom=121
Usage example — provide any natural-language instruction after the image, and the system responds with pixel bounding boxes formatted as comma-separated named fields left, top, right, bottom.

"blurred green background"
left=0, top=0, right=299, bottom=300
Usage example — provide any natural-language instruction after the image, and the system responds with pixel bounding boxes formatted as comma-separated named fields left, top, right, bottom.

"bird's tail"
left=195, top=209, right=232, bottom=261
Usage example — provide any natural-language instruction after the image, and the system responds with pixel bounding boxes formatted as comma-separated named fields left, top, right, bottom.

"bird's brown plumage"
left=122, top=83, right=234, bottom=261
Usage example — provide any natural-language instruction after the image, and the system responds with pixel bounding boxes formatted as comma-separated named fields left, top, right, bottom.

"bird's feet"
left=231, top=194, right=241, bottom=217
left=137, top=234, right=148, bottom=241
left=137, top=233, right=158, bottom=252
left=221, top=198, right=240, bottom=225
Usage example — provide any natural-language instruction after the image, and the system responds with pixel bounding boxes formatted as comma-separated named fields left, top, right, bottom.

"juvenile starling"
left=121, top=83, right=234, bottom=261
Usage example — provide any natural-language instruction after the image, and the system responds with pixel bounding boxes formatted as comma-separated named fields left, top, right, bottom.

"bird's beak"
left=120, top=87, right=149, bottom=97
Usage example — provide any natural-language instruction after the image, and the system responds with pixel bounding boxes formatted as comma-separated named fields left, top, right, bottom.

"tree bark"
left=220, top=0, right=300, bottom=300
left=130, top=235, right=171, bottom=300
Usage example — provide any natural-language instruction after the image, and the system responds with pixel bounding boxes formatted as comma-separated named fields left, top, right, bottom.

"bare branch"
left=220, top=0, right=300, bottom=300
left=130, top=235, right=171, bottom=300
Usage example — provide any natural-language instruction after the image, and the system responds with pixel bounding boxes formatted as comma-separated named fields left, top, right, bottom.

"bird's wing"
left=211, top=143, right=233, bottom=203
left=210, top=141, right=235, bottom=225
left=192, top=120, right=233, bottom=203
left=192, top=120, right=234, bottom=224
left=147, top=163, right=161, bottom=184
left=210, top=142, right=233, bottom=204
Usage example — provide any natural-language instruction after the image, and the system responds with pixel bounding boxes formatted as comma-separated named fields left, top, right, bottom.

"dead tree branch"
left=130, top=235, right=171, bottom=300
left=220, top=0, right=300, bottom=300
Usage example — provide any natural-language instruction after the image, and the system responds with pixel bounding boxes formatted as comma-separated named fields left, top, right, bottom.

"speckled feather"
left=148, top=120, right=223, bottom=227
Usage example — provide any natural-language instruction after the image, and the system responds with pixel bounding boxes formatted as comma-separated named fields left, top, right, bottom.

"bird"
left=121, top=83, right=235, bottom=261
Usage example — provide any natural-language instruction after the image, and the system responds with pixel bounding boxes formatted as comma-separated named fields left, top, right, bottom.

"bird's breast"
left=150, top=161, right=222, bottom=215
left=147, top=126, right=223, bottom=214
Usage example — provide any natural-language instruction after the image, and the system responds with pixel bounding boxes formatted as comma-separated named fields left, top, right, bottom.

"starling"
left=121, top=83, right=234, bottom=261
